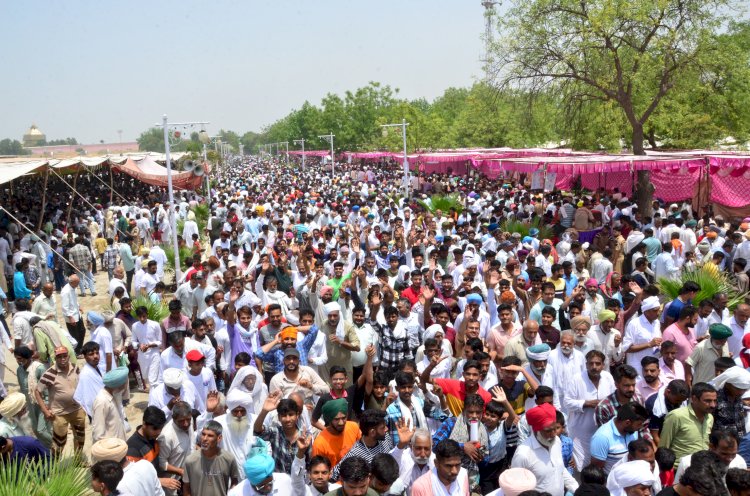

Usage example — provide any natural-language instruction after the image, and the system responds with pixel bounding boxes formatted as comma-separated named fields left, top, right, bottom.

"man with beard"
left=563, top=350, right=616, bottom=470
left=636, top=356, right=664, bottom=401
left=92, top=366, right=129, bottom=442
left=269, top=348, right=329, bottom=405
left=546, top=330, right=585, bottom=409
left=595, top=364, right=653, bottom=445
left=590, top=402, right=649, bottom=473
left=216, top=389, right=258, bottom=479
left=34, top=345, right=86, bottom=455
left=685, top=323, right=731, bottom=385
left=311, top=398, right=361, bottom=468
left=503, top=320, right=543, bottom=366
left=389, top=428, right=435, bottom=495
left=255, top=325, right=318, bottom=373
left=623, top=296, right=662, bottom=370
left=73, top=341, right=105, bottom=418
left=511, top=403, right=579, bottom=495
left=523, top=344, right=558, bottom=411
left=149, top=368, right=198, bottom=422
left=158, top=401, right=195, bottom=496
left=0, top=392, right=33, bottom=438
left=385, top=370, right=431, bottom=446
left=91, top=437, right=164, bottom=496
left=659, top=382, right=717, bottom=467
left=590, top=309, right=624, bottom=370
left=319, top=301, right=360, bottom=385
left=182, top=420, right=241, bottom=496
left=137, top=260, right=160, bottom=298
left=411, top=439, right=469, bottom=496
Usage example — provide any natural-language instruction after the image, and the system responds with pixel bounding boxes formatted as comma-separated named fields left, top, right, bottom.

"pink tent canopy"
left=113, top=157, right=205, bottom=190
left=288, top=150, right=331, bottom=157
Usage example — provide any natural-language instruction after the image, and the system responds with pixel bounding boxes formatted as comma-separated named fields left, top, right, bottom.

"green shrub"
left=500, top=217, right=553, bottom=241
left=0, top=454, right=91, bottom=496
left=130, top=295, right=170, bottom=321
left=657, top=265, right=748, bottom=311
left=416, top=193, right=464, bottom=215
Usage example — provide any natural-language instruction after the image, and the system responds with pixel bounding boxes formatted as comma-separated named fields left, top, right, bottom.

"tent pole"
left=65, top=168, right=82, bottom=227
left=109, top=163, right=114, bottom=205
left=37, top=169, right=50, bottom=231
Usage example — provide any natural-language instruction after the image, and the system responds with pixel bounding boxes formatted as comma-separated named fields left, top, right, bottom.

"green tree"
left=137, top=127, right=187, bottom=152
left=0, top=139, right=29, bottom=155
left=494, top=0, right=745, bottom=214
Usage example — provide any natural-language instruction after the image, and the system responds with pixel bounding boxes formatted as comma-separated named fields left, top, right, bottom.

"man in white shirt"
left=149, top=243, right=168, bottom=281
left=653, top=243, right=680, bottom=281
left=623, top=296, right=662, bottom=371
left=61, top=274, right=84, bottom=355
left=512, top=402, right=579, bottom=495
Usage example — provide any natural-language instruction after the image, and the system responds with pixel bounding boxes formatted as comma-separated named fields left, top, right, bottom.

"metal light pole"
left=157, top=115, right=209, bottom=281
left=381, top=119, right=410, bottom=198
left=319, top=133, right=335, bottom=178
left=294, top=139, right=306, bottom=168
left=279, top=141, right=289, bottom=166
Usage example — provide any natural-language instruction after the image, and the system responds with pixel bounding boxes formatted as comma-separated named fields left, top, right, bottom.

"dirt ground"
left=4, top=269, right=153, bottom=459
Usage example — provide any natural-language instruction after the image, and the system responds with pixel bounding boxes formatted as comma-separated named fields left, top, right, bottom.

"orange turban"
left=500, top=291, right=516, bottom=304
left=279, top=327, right=298, bottom=341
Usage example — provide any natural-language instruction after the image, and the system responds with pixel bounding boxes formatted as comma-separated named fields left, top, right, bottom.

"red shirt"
left=433, top=378, right=491, bottom=417
left=400, top=285, right=421, bottom=306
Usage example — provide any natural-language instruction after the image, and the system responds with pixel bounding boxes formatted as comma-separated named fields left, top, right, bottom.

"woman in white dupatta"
left=227, top=365, right=268, bottom=415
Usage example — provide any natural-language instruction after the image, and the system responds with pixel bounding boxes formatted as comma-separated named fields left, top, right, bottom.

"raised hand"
left=262, top=391, right=281, bottom=412
left=206, top=390, right=220, bottom=412
left=422, top=285, right=435, bottom=302
left=365, top=344, right=376, bottom=358
left=295, top=431, right=311, bottom=457
left=396, top=417, right=415, bottom=445
left=628, top=281, right=643, bottom=294
left=490, top=385, right=507, bottom=403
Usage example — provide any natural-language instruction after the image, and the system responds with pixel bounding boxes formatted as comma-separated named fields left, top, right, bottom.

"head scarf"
left=709, top=323, right=733, bottom=340
left=226, top=387, right=255, bottom=413
left=163, top=368, right=185, bottom=389
left=227, top=366, right=267, bottom=414
left=103, top=367, right=129, bottom=388
left=0, top=392, right=26, bottom=417
left=87, top=311, right=105, bottom=326
left=640, top=296, right=660, bottom=312
left=584, top=278, right=598, bottom=288
left=570, top=316, right=592, bottom=330
left=498, top=468, right=537, bottom=496
left=244, top=452, right=276, bottom=485
left=710, top=366, right=750, bottom=390
left=91, top=438, right=128, bottom=463
left=319, top=285, right=334, bottom=299
left=423, top=324, right=445, bottom=341
left=323, top=302, right=341, bottom=316
left=321, top=398, right=348, bottom=425
left=598, top=309, right=616, bottom=323
left=279, top=327, right=298, bottom=341
left=525, top=403, right=557, bottom=432
left=525, top=343, right=551, bottom=361
left=606, top=460, right=655, bottom=496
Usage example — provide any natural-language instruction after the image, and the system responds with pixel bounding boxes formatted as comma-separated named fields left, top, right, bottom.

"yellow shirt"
left=94, top=237, right=108, bottom=254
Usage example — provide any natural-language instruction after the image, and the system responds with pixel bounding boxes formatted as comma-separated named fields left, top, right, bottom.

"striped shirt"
left=37, top=364, right=81, bottom=415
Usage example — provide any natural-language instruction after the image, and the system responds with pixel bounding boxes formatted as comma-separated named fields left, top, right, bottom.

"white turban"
left=0, top=392, right=26, bottom=418
left=711, top=366, right=750, bottom=390
left=244, top=291, right=262, bottom=309
left=424, top=324, right=445, bottom=341
left=640, top=296, right=660, bottom=312
left=323, top=302, right=341, bottom=316
left=163, top=368, right=185, bottom=389
left=323, top=301, right=345, bottom=339
left=226, top=388, right=254, bottom=413
left=606, top=460, right=655, bottom=496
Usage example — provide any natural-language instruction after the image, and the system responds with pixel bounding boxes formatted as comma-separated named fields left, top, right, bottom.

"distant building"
left=22, top=124, right=46, bottom=147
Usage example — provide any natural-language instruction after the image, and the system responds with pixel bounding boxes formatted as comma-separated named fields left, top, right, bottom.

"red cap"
left=186, top=349, right=204, bottom=362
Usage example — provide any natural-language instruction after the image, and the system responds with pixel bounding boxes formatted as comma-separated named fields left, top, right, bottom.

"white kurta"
left=132, top=320, right=162, bottom=385
left=511, top=434, right=579, bottom=496
left=546, top=348, right=586, bottom=412
left=148, top=381, right=198, bottom=421
left=228, top=473, right=291, bottom=496
left=73, top=363, right=104, bottom=417
left=119, top=459, right=165, bottom=496
left=563, top=370, right=616, bottom=469
left=622, top=314, right=661, bottom=371
left=216, top=413, right=259, bottom=480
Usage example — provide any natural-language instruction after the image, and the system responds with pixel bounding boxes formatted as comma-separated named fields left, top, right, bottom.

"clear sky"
left=1, top=0, right=490, bottom=144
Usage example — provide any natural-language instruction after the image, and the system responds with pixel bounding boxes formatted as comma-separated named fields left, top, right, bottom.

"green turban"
left=598, top=309, right=617, bottom=323
left=709, top=323, right=733, bottom=340
left=321, top=398, right=349, bottom=425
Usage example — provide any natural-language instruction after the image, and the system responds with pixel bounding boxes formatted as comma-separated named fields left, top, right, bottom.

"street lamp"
left=318, top=133, right=335, bottom=178
left=381, top=119, right=410, bottom=198
left=156, top=115, right=209, bottom=281
left=293, top=139, right=306, bottom=168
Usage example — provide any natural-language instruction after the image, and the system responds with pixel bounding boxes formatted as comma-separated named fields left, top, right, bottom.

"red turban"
left=526, top=403, right=557, bottom=432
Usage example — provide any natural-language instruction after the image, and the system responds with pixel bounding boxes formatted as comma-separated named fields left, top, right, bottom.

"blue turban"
left=526, top=343, right=551, bottom=361
left=103, top=367, right=129, bottom=388
left=243, top=453, right=275, bottom=485
left=87, top=311, right=105, bottom=326
left=522, top=236, right=534, bottom=244
left=529, top=228, right=539, bottom=237
left=488, top=223, right=499, bottom=232
left=466, top=293, right=483, bottom=305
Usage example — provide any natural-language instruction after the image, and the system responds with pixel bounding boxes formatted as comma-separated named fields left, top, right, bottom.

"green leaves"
left=657, top=264, right=749, bottom=311
left=0, top=454, right=90, bottom=496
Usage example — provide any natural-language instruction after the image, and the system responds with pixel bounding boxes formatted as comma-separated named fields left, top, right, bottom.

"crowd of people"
left=0, top=154, right=749, bottom=496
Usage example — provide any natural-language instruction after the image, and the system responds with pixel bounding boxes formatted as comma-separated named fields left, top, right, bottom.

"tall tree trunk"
left=66, top=168, right=81, bottom=227
left=631, top=124, right=654, bottom=216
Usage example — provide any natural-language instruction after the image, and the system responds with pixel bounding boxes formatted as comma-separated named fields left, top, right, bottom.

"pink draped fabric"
left=710, top=168, right=750, bottom=207
left=554, top=173, right=575, bottom=190
left=580, top=172, right=634, bottom=195
left=651, top=168, right=701, bottom=202
left=419, top=161, right=469, bottom=175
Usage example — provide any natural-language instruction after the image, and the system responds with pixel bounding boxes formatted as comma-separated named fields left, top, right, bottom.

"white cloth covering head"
left=606, top=460, right=655, bottom=496
left=226, top=387, right=255, bottom=413
left=710, top=366, right=750, bottom=390
left=498, top=467, right=537, bottom=496
left=163, top=368, right=185, bottom=389
left=424, top=324, right=445, bottom=341
left=640, top=296, right=660, bottom=312
left=323, top=301, right=341, bottom=316
left=227, top=366, right=267, bottom=414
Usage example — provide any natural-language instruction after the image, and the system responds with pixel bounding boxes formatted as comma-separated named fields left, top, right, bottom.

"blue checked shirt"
left=254, top=326, right=318, bottom=372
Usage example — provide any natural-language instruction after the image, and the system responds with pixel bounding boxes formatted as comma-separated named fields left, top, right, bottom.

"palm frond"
left=500, top=217, right=553, bottom=241
left=416, top=193, right=464, bottom=215
left=130, top=295, right=170, bottom=321
left=657, top=264, right=749, bottom=311
left=0, top=454, right=90, bottom=496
